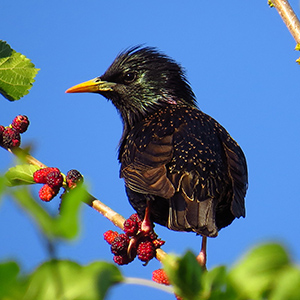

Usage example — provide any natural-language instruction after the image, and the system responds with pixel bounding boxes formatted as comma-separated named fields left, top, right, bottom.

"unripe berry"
left=0, top=125, right=5, bottom=144
left=148, top=230, right=158, bottom=241
left=152, top=269, right=170, bottom=285
left=11, top=115, right=30, bottom=133
left=111, top=234, right=130, bottom=255
left=33, top=167, right=60, bottom=184
left=129, top=213, right=142, bottom=229
left=152, top=239, right=165, bottom=248
left=46, top=169, right=63, bottom=188
left=66, top=169, right=83, bottom=189
left=123, top=218, right=139, bottom=236
left=103, top=230, right=119, bottom=245
left=2, top=128, right=20, bottom=149
left=39, top=184, right=59, bottom=202
left=113, top=254, right=132, bottom=265
left=137, top=238, right=156, bottom=262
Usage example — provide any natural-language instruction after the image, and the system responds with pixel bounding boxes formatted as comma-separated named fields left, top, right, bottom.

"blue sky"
left=1, top=1, right=300, bottom=299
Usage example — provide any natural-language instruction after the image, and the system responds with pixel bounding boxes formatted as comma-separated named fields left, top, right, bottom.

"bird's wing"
left=120, top=130, right=175, bottom=199
left=165, top=110, right=228, bottom=236
left=216, top=122, right=248, bottom=218
left=168, top=111, right=247, bottom=234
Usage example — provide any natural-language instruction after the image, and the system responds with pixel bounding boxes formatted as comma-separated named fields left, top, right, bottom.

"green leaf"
left=11, top=185, right=88, bottom=240
left=55, top=184, right=89, bottom=239
left=201, top=266, right=235, bottom=300
left=5, top=164, right=40, bottom=186
left=269, top=266, right=300, bottom=300
left=0, top=259, right=123, bottom=300
left=23, top=260, right=123, bottom=300
left=228, top=243, right=290, bottom=299
left=11, top=187, right=58, bottom=238
left=163, top=251, right=203, bottom=300
left=0, top=261, right=27, bottom=299
left=0, top=40, right=39, bottom=101
left=0, top=175, right=7, bottom=202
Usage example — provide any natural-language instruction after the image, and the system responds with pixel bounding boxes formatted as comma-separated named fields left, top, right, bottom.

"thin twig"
left=9, top=148, right=47, bottom=168
left=5, top=146, right=167, bottom=262
left=124, top=277, right=174, bottom=294
left=271, top=0, right=300, bottom=45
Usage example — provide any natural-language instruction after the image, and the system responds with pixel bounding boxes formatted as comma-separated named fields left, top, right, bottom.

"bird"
left=66, top=46, right=248, bottom=266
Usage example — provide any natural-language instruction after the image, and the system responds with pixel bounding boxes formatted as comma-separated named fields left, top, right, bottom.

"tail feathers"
left=168, top=194, right=218, bottom=237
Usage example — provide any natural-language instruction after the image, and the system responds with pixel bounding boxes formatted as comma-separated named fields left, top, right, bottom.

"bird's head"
left=66, top=46, right=196, bottom=128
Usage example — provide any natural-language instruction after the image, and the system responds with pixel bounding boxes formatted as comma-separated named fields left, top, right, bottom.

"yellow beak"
left=65, top=78, right=116, bottom=94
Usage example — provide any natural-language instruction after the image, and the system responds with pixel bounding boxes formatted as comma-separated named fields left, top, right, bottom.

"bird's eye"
left=123, top=72, right=137, bottom=84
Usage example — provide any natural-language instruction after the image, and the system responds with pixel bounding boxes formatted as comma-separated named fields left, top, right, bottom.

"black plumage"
left=66, top=46, right=248, bottom=239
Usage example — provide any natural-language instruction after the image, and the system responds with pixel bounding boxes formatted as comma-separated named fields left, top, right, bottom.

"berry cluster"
left=33, top=167, right=63, bottom=202
left=0, top=115, right=29, bottom=149
left=33, top=168, right=84, bottom=202
left=103, top=213, right=165, bottom=266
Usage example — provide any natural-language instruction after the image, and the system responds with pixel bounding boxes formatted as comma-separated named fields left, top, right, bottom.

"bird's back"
left=119, top=105, right=247, bottom=237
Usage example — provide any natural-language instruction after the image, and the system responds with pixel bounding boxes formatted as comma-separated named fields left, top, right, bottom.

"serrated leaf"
left=5, top=164, right=41, bottom=186
left=228, top=243, right=290, bottom=299
left=0, top=40, right=39, bottom=101
left=163, top=251, right=203, bottom=300
left=23, top=260, right=123, bottom=300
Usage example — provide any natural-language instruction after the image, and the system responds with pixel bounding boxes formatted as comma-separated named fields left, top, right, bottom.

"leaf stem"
left=271, top=0, right=300, bottom=44
left=124, top=277, right=174, bottom=294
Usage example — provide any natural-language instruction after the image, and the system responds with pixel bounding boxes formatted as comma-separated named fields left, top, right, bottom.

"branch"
left=7, top=147, right=167, bottom=262
left=124, top=277, right=173, bottom=294
left=271, top=0, right=300, bottom=45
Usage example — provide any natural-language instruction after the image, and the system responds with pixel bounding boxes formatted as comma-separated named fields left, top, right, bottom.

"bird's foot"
left=127, top=202, right=155, bottom=257
left=196, top=250, right=206, bottom=269
left=127, top=231, right=143, bottom=258
left=141, top=203, right=153, bottom=234
left=104, top=212, right=164, bottom=265
left=196, top=236, right=207, bottom=270
left=127, top=223, right=157, bottom=259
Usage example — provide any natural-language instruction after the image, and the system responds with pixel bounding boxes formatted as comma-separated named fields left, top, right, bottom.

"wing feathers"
left=120, top=134, right=175, bottom=199
left=122, top=165, right=175, bottom=199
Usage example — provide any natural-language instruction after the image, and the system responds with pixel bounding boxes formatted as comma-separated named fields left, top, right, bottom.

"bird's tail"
left=168, top=193, right=219, bottom=237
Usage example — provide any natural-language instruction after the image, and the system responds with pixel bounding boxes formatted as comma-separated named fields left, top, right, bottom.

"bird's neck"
left=118, top=102, right=196, bottom=151
left=119, top=102, right=160, bottom=131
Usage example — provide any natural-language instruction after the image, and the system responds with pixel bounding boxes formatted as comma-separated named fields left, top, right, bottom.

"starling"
left=66, top=46, right=248, bottom=265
